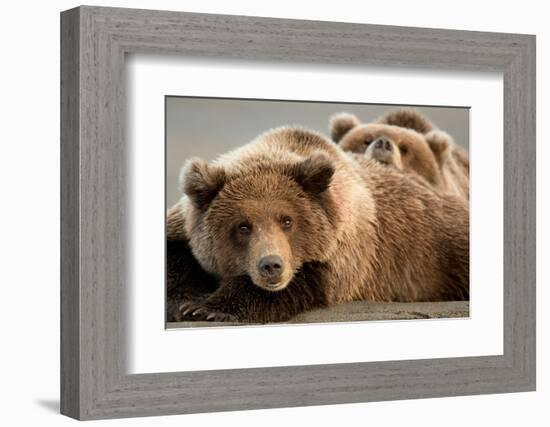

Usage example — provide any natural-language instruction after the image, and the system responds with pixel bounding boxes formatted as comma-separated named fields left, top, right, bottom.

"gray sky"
left=166, top=97, right=469, bottom=208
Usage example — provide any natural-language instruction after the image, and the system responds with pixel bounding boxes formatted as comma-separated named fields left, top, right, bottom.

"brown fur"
left=424, top=130, right=470, bottom=200
left=166, top=204, right=220, bottom=322
left=451, top=144, right=470, bottom=176
left=331, top=117, right=444, bottom=188
left=330, top=111, right=469, bottom=200
left=169, top=127, right=469, bottom=323
left=379, top=109, right=434, bottom=134
left=329, top=112, right=361, bottom=143
left=380, top=109, right=470, bottom=199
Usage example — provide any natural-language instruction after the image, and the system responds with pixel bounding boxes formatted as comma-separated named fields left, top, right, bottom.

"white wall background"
left=0, top=0, right=546, bottom=425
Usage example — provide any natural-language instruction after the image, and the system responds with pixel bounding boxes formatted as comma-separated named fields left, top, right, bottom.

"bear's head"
left=330, top=112, right=447, bottom=187
left=378, top=109, right=455, bottom=169
left=181, top=150, right=338, bottom=292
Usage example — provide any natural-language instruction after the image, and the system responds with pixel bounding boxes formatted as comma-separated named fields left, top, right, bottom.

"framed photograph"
left=61, top=6, right=536, bottom=420
left=164, top=97, right=472, bottom=329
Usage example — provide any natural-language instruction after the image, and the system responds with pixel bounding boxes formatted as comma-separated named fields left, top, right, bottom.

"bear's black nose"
left=258, top=255, right=283, bottom=281
left=374, top=137, right=392, bottom=152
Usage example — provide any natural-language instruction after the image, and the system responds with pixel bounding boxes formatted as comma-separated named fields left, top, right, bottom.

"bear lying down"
left=330, top=109, right=469, bottom=201
left=167, top=126, right=469, bottom=323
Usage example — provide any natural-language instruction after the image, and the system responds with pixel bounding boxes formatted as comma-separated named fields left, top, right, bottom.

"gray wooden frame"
left=60, top=5, right=536, bottom=420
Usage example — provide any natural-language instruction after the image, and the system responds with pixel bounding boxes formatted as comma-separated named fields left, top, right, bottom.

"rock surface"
left=167, top=301, right=469, bottom=329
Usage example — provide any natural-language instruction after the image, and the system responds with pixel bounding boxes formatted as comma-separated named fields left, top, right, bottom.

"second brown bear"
left=330, top=110, right=469, bottom=200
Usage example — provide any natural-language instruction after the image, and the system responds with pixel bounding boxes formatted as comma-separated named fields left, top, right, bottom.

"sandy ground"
left=167, top=300, right=469, bottom=329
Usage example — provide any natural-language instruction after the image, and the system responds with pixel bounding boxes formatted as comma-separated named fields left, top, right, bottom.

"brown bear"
left=380, top=109, right=469, bottom=172
left=380, top=109, right=470, bottom=194
left=168, top=126, right=469, bottom=323
left=330, top=110, right=469, bottom=200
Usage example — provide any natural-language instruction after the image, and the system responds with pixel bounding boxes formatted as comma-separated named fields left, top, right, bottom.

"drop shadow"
left=35, top=399, right=59, bottom=414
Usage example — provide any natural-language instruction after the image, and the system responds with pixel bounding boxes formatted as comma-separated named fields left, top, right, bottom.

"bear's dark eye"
left=363, top=139, right=372, bottom=146
left=280, top=216, right=293, bottom=229
left=238, top=222, right=252, bottom=235
left=400, top=146, right=409, bottom=155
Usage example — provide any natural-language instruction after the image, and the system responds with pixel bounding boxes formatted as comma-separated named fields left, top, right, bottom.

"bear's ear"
left=329, top=112, right=360, bottom=143
left=292, top=152, right=335, bottom=195
left=425, top=130, right=453, bottom=166
left=180, top=158, right=226, bottom=210
left=379, top=109, right=434, bottom=134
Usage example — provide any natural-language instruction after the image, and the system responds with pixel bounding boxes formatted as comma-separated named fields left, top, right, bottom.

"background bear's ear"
left=292, top=152, right=335, bottom=195
left=329, top=112, right=360, bottom=143
left=180, top=158, right=226, bottom=210
left=379, top=109, right=434, bottom=134
left=425, top=130, right=453, bottom=166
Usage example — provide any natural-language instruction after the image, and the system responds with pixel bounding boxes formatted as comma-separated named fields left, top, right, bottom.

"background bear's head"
left=330, top=112, right=445, bottom=187
left=378, top=109, right=456, bottom=169
left=180, top=149, right=338, bottom=292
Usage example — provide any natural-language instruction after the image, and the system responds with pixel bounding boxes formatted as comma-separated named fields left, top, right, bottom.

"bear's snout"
left=257, top=255, right=284, bottom=282
left=374, top=137, right=392, bottom=152
left=366, top=137, right=402, bottom=169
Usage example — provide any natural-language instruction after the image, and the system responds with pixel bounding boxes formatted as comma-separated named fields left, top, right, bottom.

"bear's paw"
left=178, top=301, right=239, bottom=323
